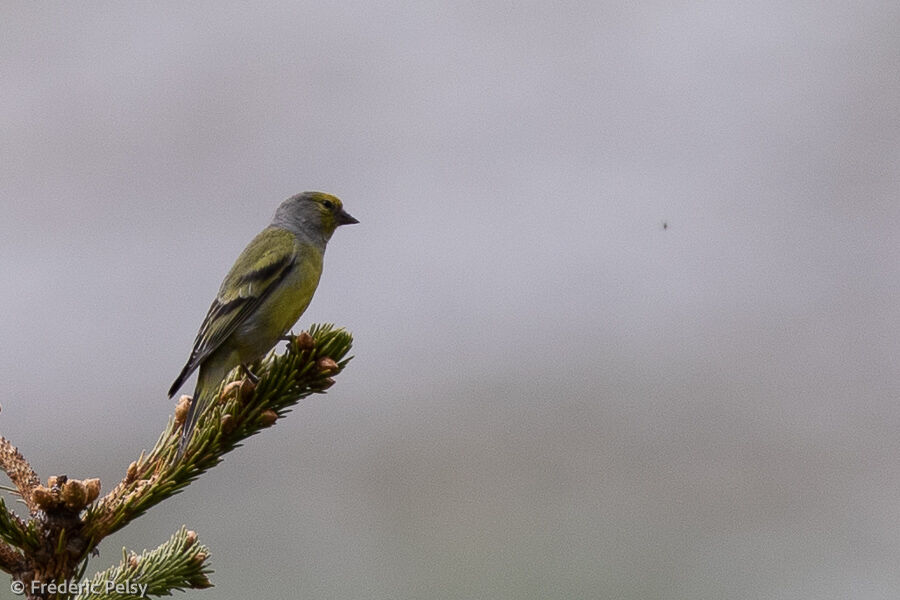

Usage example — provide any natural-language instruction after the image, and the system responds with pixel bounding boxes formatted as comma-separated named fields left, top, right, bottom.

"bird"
left=168, top=191, right=358, bottom=457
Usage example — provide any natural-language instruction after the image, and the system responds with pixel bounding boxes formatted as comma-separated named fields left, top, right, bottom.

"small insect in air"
left=661, top=220, right=668, bottom=230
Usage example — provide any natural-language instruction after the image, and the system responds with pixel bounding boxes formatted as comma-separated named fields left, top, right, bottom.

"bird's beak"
left=337, top=209, right=359, bottom=225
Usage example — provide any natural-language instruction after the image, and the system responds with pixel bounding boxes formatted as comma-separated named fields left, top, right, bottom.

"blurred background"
left=2, top=2, right=899, bottom=599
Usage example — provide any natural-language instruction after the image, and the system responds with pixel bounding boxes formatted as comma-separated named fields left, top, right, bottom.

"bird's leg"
left=240, top=363, right=260, bottom=384
left=280, top=331, right=295, bottom=350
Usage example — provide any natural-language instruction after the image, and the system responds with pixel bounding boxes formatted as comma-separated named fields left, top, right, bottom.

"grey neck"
left=270, top=212, right=330, bottom=250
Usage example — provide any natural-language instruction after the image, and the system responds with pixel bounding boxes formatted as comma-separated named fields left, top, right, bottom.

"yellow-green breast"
left=229, top=238, right=323, bottom=361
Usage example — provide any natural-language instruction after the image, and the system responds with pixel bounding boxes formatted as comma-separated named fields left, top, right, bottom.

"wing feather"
left=168, top=227, right=296, bottom=397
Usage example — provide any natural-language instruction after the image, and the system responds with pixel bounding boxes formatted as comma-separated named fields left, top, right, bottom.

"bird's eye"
left=322, top=200, right=335, bottom=210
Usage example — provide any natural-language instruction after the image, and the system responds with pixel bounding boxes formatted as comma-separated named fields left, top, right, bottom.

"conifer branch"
left=82, top=324, right=352, bottom=548
left=0, top=324, right=353, bottom=597
left=72, top=527, right=211, bottom=599
left=0, top=435, right=40, bottom=512
left=0, top=496, right=38, bottom=550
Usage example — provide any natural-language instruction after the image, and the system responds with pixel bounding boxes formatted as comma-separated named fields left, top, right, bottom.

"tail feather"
left=177, top=381, right=208, bottom=458
left=169, top=360, right=196, bottom=398
left=174, top=358, right=231, bottom=459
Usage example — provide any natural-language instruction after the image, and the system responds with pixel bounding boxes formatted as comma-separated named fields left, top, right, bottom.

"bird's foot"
left=281, top=331, right=296, bottom=350
left=240, top=363, right=260, bottom=384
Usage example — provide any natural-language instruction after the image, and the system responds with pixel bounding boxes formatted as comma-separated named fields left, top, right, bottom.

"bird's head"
left=273, top=191, right=359, bottom=243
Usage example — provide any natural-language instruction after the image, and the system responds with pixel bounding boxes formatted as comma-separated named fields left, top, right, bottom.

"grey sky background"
left=2, top=2, right=899, bottom=599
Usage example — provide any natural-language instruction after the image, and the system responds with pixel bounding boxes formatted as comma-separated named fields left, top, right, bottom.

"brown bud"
left=128, top=553, right=139, bottom=569
left=259, top=410, right=278, bottom=427
left=239, top=377, right=257, bottom=400
left=175, top=396, right=192, bottom=426
left=221, top=381, right=242, bottom=401
left=193, top=551, right=209, bottom=565
left=186, top=530, right=198, bottom=545
left=62, top=479, right=87, bottom=510
left=316, top=357, right=339, bottom=374
left=84, top=478, right=101, bottom=504
left=126, top=461, right=138, bottom=484
left=220, top=413, right=236, bottom=435
left=32, top=486, right=55, bottom=509
left=294, top=331, right=315, bottom=350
